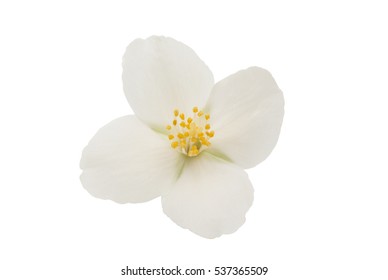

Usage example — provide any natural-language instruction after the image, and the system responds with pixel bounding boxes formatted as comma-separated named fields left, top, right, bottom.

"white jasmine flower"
left=80, top=36, right=284, bottom=238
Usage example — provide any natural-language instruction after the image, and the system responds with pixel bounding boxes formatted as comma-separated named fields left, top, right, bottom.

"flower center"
left=166, top=106, right=215, bottom=157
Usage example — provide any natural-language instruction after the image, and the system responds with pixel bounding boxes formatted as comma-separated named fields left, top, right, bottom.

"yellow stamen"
left=188, top=145, right=199, bottom=157
left=171, top=141, right=179, bottom=148
left=206, top=131, right=215, bottom=138
left=166, top=106, right=214, bottom=157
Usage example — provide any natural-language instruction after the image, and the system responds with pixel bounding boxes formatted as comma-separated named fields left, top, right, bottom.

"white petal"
left=162, top=153, right=253, bottom=238
left=122, top=36, right=214, bottom=130
left=80, top=116, right=184, bottom=203
left=205, top=67, right=284, bottom=168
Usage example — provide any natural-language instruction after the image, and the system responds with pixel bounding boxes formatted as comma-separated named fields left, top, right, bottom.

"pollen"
left=171, top=141, right=179, bottom=149
left=166, top=106, right=214, bottom=157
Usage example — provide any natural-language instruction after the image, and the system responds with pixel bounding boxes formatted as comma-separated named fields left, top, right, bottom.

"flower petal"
left=80, top=116, right=184, bottom=203
left=122, top=36, right=214, bottom=131
left=162, top=153, right=253, bottom=238
left=205, top=67, right=284, bottom=168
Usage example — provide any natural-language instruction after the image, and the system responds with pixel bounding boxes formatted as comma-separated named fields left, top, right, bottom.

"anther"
left=171, top=141, right=179, bottom=148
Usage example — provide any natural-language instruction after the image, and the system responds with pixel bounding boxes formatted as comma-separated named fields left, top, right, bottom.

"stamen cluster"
left=166, top=106, right=215, bottom=157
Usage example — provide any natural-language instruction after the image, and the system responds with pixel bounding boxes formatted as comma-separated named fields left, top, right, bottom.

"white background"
left=1, top=0, right=387, bottom=279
